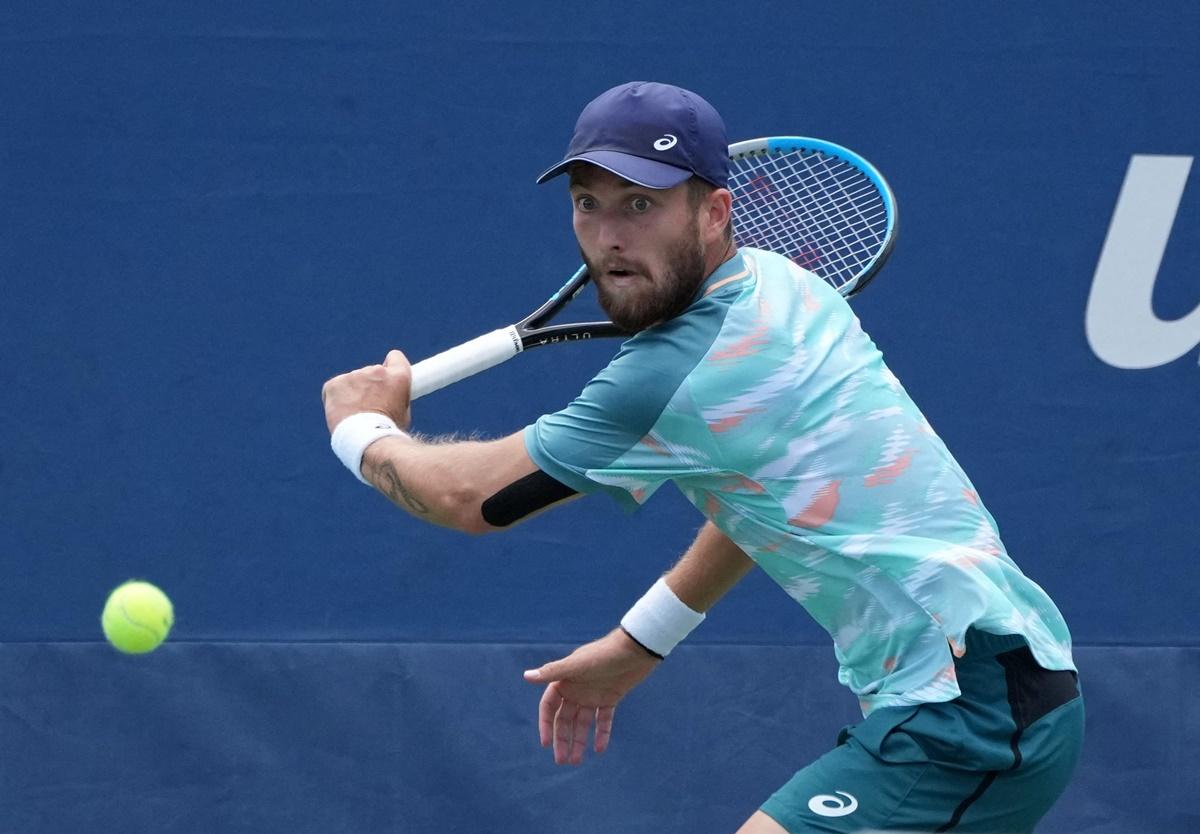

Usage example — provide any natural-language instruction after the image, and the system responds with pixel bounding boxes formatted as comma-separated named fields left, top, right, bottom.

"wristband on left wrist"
left=619, top=625, right=665, bottom=660
left=619, top=577, right=705, bottom=658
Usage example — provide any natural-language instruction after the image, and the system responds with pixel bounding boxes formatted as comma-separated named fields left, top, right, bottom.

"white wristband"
left=330, top=412, right=407, bottom=485
left=619, top=577, right=705, bottom=658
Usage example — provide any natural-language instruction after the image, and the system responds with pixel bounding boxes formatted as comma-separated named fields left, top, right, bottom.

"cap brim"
left=536, top=150, right=693, bottom=189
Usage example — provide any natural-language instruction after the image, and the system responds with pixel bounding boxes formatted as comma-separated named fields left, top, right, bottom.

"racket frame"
left=727, top=136, right=899, bottom=298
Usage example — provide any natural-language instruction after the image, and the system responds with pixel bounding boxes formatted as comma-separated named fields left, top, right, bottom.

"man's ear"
left=704, top=188, right=733, bottom=244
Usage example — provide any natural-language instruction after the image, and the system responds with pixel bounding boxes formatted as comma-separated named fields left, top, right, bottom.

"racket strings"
left=729, top=150, right=888, bottom=291
left=732, top=152, right=885, bottom=277
left=736, top=163, right=882, bottom=286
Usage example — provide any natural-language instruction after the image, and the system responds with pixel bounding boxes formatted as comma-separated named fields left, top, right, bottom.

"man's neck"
left=704, top=241, right=738, bottom=278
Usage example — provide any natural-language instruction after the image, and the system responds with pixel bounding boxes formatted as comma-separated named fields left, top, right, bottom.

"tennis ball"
left=101, top=580, right=174, bottom=654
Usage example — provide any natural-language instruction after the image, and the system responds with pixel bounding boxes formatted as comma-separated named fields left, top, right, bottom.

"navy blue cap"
left=536, top=82, right=729, bottom=190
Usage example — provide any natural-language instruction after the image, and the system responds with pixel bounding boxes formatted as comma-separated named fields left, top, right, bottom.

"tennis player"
left=321, top=82, right=1084, bottom=833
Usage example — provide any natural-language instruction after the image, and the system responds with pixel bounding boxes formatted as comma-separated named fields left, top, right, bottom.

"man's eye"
left=576, top=196, right=597, bottom=211
left=630, top=196, right=651, bottom=212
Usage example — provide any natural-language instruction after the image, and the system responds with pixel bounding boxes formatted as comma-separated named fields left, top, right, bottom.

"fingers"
left=322, top=350, right=415, bottom=432
left=384, top=348, right=410, bottom=368
left=538, top=682, right=563, bottom=749
left=552, top=698, right=577, bottom=764
left=523, top=653, right=577, bottom=684
left=540, top=681, right=609, bottom=768
left=593, top=705, right=615, bottom=754
left=536, top=682, right=607, bottom=765
left=567, top=706, right=594, bottom=766
left=382, top=350, right=413, bottom=427
left=553, top=699, right=596, bottom=766
left=523, top=662, right=557, bottom=684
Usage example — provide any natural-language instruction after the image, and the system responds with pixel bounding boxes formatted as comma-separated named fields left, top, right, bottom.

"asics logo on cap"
left=653, top=134, right=678, bottom=151
left=807, top=791, right=859, bottom=818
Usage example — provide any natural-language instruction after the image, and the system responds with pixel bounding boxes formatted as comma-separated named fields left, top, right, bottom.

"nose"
left=593, top=214, right=625, bottom=252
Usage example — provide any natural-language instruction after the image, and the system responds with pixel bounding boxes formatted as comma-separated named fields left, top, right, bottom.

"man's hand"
left=322, top=349, right=413, bottom=433
left=523, top=628, right=660, bottom=765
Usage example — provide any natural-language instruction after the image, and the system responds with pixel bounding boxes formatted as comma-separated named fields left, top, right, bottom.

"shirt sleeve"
left=524, top=307, right=728, bottom=510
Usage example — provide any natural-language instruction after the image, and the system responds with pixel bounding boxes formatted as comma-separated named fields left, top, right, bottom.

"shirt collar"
left=698, top=248, right=752, bottom=298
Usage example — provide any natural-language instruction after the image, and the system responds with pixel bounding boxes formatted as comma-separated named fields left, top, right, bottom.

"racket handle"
left=410, top=326, right=523, bottom=400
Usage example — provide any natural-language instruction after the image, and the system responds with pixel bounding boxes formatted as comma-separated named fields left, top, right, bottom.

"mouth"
left=602, top=272, right=640, bottom=291
left=601, top=265, right=642, bottom=285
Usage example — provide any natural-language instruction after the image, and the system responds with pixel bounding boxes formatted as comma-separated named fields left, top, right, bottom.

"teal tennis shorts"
left=761, top=629, right=1084, bottom=833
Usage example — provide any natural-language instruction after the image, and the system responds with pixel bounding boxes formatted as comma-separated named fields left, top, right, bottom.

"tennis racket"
left=410, top=136, right=898, bottom=400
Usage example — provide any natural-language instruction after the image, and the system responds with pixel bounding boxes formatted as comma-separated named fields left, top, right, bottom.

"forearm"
left=360, top=434, right=466, bottom=528
left=360, top=431, right=535, bottom=534
left=620, top=521, right=755, bottom=658
left=663, top=521, right=756, bottom=612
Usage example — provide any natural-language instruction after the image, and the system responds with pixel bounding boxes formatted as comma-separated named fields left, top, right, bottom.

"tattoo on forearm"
left=371, top=460, right=429, bottom=515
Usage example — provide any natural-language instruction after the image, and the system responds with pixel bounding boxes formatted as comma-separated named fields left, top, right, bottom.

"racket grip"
left=410, top=326, right=523, bottom=400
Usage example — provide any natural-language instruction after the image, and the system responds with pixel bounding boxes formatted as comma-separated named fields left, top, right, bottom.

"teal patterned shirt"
left=525, top=248, right=1075, bottom=715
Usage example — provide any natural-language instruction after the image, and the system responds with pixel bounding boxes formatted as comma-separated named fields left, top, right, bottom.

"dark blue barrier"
left=2, top=643, right=1196, bottom=833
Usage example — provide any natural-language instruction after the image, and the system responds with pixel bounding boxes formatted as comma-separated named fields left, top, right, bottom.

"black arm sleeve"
left=480, top=469, right=579, bottom=527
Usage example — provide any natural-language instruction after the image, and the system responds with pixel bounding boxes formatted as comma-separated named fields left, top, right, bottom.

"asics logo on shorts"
left=808, top=790, right=858, bottom=817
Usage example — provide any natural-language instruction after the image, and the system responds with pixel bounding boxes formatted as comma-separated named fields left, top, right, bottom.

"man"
left=322, top=82, right=1084, bottom=833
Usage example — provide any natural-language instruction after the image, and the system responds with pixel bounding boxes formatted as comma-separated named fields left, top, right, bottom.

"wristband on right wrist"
left=619, top=577, right=705, bottom=658
left=330, top=412, right=408, bottom=485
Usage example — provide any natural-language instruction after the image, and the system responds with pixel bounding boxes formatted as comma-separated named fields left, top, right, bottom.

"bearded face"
left=584, top=213, right=708, bottom=333
left=570, top=168, right=720, bottom=334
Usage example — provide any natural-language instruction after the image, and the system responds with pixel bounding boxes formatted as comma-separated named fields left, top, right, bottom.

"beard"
left=585, top=226, right=709, bottom=334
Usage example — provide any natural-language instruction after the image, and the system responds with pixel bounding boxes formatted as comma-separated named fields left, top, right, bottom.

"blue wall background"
left=2, top=2, right=1198, bottom=832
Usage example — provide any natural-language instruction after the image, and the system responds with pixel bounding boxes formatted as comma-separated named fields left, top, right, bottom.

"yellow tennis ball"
left=101, top=580, right=175, bottom=654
